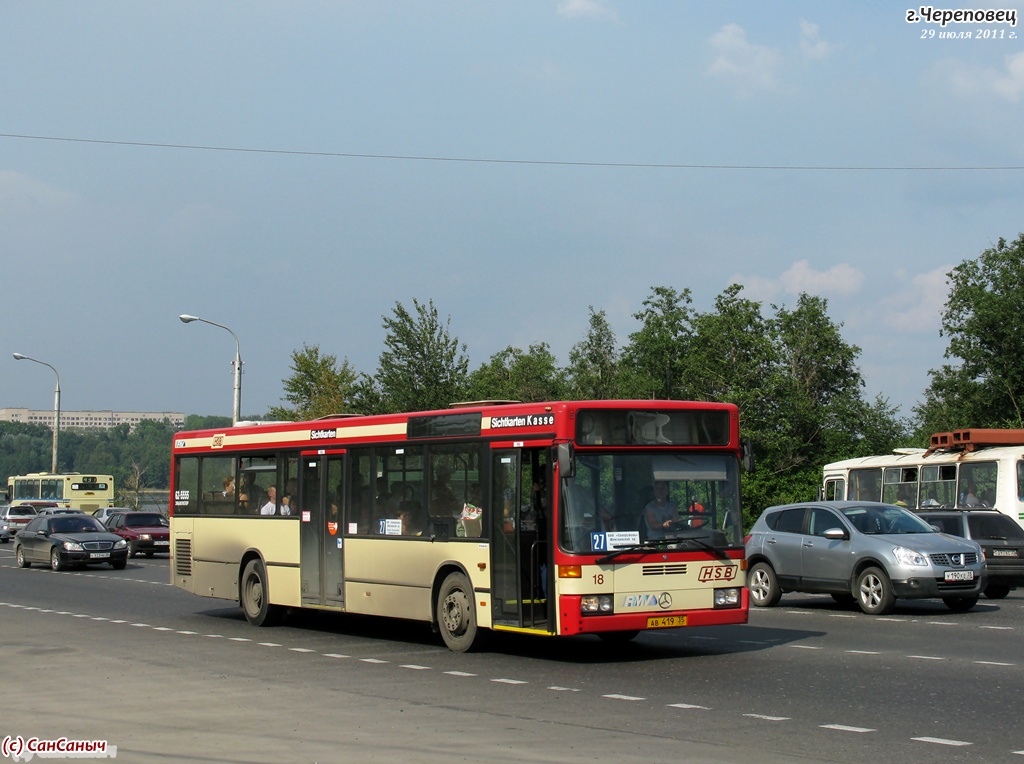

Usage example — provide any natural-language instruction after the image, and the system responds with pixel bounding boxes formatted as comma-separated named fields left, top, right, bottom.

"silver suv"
left=745, top=501, right=986, bottom=614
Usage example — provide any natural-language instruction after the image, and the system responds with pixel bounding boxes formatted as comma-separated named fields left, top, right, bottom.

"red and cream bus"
left=170, top=400, right=750, bottom=651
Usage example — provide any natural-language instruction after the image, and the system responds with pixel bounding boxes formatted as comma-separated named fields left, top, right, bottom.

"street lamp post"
left=13, top=353, right=61, bottom=473
left=179, top=314, right=243, bottom=425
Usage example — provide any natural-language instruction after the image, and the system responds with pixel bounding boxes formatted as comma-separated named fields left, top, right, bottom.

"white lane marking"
left=360, top=658, right=388, bottom=664
left=259, top=642, right=281, bottom=647
left=744, top=714, right=789, bottom=721
left=912, top=737, right=972, bottom=746
left=400, top=664, right=431, bottom=670
left=228, top=637, right=251, bottom=642
left=980, top=625, right=1014, bottom=630
left=789, top=645, right=822, bottom=650
left=444, top=671, right=476, bottom=677
left=829, top=614, right=857, bottom=619
left=604, top=694, right=645, bottom=701
left=975, top=660, right=1014, bottom=666
left=289, top=648, right=316, bottom=653
left=907, top=655, right=944, bottom=660
left=926, top=621, right=956, bottom=626
left=668, top=703, right=709, bottom=710
left=493, top=678, right=528, bottom=685
left=821, top=724, right=875, bottom=733
left=323, top=653, right=349, bottom=659
left=845, top=650, right=880, bottom=655
left=548, top=686, right=581, bottom=692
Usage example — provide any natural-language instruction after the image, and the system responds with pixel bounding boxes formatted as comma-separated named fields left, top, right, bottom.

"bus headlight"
left=581, top=595, right=614, bottom=615
left=714, top=588, right=741, bottom=608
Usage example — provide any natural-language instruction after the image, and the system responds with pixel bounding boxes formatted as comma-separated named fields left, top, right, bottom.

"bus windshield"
left=559, top=451, right=742, bottom=553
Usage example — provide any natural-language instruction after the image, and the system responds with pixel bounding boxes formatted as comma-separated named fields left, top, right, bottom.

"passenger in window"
left=260, top=486, right=279, bottom=515
left=399, top=501, right=425, bottom=536
left=222, top=477, right=235, bottom=498
left=688, top=496, right=706, bottom=528
left=459, top=483, right=484, bottom=538
left=962, top=483, right=980, bottom=507
left=432, top=465, right=459, bottom=518
left=280, top=493, right=294, bottom=516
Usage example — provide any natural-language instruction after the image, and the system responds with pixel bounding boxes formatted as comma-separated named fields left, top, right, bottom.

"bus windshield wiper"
left=596, top=539, right=669, bottom=564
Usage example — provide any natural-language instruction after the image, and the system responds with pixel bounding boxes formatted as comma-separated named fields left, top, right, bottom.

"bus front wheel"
left=240, top=559, right=285, bottom=627
left=437, top=572, right=480, bottom=652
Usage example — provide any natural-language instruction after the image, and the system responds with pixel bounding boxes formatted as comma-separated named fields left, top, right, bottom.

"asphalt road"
left=1, top=545, right=1022, bottom=764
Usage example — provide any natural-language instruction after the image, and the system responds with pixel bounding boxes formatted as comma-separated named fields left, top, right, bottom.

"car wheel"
left=50, top=547, right=65, bottom=572
left=110, top=557, right=127, bottom=570
left=748, top=562, right=782, bottom=607
left=436, top=571, right=483, bottom=652
left=239, top=558, right=285, bottom=626
left=126, top=542, right=136, bottom=558
left=145, top=552, right=154, bottom=558
left=855, top=566, right=895, bottom=615
left=15, top=545, right=30, bottom=568
left=984, top=584, right=1011, bottom=600
left=943, top=595, right=979, bottom=612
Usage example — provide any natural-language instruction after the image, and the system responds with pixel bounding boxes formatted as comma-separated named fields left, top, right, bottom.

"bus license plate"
left=992, top=549, right=1018, bottom=557
left=944, top=570, right=974, bottom=582
left=90, top=552, right=110, bottom=559
left=646, top=615, right=686, bottom=629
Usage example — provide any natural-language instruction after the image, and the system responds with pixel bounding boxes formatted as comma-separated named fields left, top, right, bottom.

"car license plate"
left=90, top=552, right=110, bottom=559
left=944, top=570, right=974, bottom=581
left=646, top=615, right=686, bottom=629
left=155, top=540, right=169, bottom=546
left=992, top=549, right=1019, bottom=557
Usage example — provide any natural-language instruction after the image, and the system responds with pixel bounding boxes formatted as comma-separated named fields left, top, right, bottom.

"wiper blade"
left=596, top=540, right=669, bottom=564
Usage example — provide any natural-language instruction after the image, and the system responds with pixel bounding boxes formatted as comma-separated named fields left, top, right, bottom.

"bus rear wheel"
left=437, top=572, right=481, bottom=652
left=240, top=559, right=285, bottom=627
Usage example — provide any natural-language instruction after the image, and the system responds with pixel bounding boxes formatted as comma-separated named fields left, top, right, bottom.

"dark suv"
left=917, top=509, right=1024, bottom=599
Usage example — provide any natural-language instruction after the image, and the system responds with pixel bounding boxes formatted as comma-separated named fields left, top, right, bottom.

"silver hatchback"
left=745, top=501, right=986, bottom=614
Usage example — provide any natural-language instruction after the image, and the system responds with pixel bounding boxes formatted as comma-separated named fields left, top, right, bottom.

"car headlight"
left=114, top=539, right=127, bottom=549
left=580, top=595, right=614, bottom=614
left=62, top=541, right=83, bottom=551
left=140, top=533, right=152, bottom=541
left=892, top=546, right=927, bottom=566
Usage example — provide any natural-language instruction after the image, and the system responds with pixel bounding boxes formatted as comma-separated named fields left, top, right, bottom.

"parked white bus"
left=821, top=429, right=1024, bottom=528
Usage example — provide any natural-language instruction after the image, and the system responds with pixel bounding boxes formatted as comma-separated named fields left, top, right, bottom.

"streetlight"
left=12, top=353, right=61, bottom=473
left=179, top=314, right=243, bottom=425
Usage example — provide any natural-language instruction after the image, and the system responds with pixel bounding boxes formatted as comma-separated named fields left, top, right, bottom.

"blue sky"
left=3, top=2, right=1023, bottom=421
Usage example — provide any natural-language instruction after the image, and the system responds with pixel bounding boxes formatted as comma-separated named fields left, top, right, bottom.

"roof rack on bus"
left=925, top=428, right=1024, bottom=455
left=448, top=400, right=522, bottom=408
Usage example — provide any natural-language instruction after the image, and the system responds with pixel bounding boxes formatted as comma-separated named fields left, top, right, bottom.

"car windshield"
left=51, top=517, right=104, bottom=534
left=842, top=504, right=935, bottom=535
left=967, top=513, right=1024, bottom=541
left=124, top=514, right=169, bottom=527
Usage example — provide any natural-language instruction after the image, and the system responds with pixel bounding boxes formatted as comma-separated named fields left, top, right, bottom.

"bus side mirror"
left=742, top=439, right=755, bottom=473
left=557, top=442, right=575, bottom=478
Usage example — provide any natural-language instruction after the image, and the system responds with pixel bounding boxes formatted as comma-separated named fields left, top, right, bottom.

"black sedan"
left=14, top=514, right=129, bottom=571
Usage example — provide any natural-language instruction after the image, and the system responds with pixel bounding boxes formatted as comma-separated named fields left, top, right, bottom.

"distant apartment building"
left=0, top=408, right=185, bottom=431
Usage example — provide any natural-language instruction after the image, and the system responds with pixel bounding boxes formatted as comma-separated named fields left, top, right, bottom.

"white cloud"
left=731, top=260, right=864, bottom=302
left=707, top=24, right=782, bottom=94
left=945, top=51, right=1024, bottom=102
left=557, top=0, right=618, bottom=21
left=875, top=265, right=951, bottom=333
left=0, top=170, right=78, bottom=211
left=798, top=19, right=833, bottom=61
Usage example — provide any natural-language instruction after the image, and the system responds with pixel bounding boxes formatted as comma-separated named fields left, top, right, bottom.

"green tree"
left=917, top=233, right=1024, bottom=432
left=466, top=343, right=567, bottom=402
left=566, top=307, right=621, bottom=399
left=619, top=286, right=694, bottom=400
left=358, top=298, right=470, bottom=413
left=267, top=343, right=360, bottom=421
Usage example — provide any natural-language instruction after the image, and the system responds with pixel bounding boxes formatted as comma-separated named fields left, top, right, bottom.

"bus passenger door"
left=299, top=453, right=346, bottom=608
left=489, top=448, right=549, bottom=631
